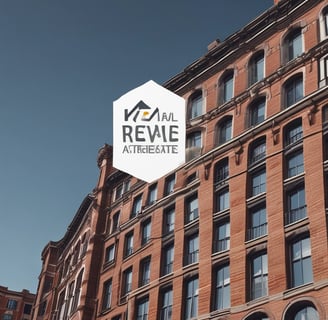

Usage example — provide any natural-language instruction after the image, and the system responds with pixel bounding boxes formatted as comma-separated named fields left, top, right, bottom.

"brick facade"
left=32, top=0, right=328, bottom=319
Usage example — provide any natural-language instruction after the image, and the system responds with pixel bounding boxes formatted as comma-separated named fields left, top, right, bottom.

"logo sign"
left=113, top=80, right=185, bottom=183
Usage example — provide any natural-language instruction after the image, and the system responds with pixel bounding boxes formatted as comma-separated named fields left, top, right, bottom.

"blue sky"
left=0, top=0, right=272, bottom=293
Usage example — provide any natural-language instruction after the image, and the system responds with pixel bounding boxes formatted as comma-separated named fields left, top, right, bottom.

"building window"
left=284, top=119, right=303, bottom=147
left=6, top=299, right=17, bottom=310
left=141, top=219, right=151, bottom=245
left=164, top=174, right=175, bottom=196
left=248, top=205, right=267, bottom=241
left=188, top=90, right=203, bottom=120
left=160, top=287, right=173, bottom=320
left=185, top=193, right=199, bottom=223
left=215, top=188, right=230, bottom=212
left=248, top=97, right=266, bottom=127
left=283, top=27, right=303, bottom=63
left=285, top=303, right=319, bottom=320
left=163, top=205, right=175, bottom=235
left=38, top=301, right=47, bottom=316
left=111, top=211, right=120, bottom=234
left=131, top=194, right=142, bottom=218
left=320, top=6, right=328, bottom=37
left=162, top=243, right=174, bottom=276
left=250, top=253, right=268, bottom=300
left=113, top=179, right=130, bottom=201
left=213, top=221, right=230, bottom=253
left=290, top=237, right=313, bottom=288
left=24, top=304, right=32, bottom=315
left=185, top=233, right=199, bottom=265
left=122, top=267, right=133, bottom=296
left=124, top=232, right=134, bottom=257
left=214, top=158, right=229, bottom=186
left=319, top=54, right=328, bottom=87
left=219, top=70, right=234, bottom=104
left=147, top=183, right=157, bottom=205
left=136, top=297, right=149, bottom=320
left=105, top=244, right=115, bottom=264
left=249, top=50, right=265, bottom=86
left=66, top=281, right=75, bottom=317
left=184, top=277, right=198, bottom=320
left=3, top=315, right=13, bottom=320
left=285, top=185, right=307, bottom=225
left=186, top=131, right=202, bottom=161
left=140, top=257, right=151, bottom=286
left=71, top=269, right=83, bottom=312
left=249, top=138, right=266, bottom=166
left=101, top=279, right=112, bottom=311
left=250, top=169, right=266, bottom=197
left=214, top=264, right=230, bottom=310
left=283, top=74, right=303, bottom=108
left=286, top=151, right=304, bottom=178
left=216, top=116, right=233, bottom=145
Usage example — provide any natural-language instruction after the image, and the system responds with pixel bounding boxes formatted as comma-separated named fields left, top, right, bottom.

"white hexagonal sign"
left=113, top=80, right=185, bottom=183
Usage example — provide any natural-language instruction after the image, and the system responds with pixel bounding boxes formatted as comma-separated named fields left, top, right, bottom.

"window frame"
left=124, top=232, right=134, bottom=257
left=105, top=243, right=116, bottom=265
left=163, top=205, right=175, bottom=235
left=216, top=116, right=233, bottom=146
left=213, top=220, right=230, bottom=253
left=131, top=194, right=143, bottom=218
left=247, top=204, right=267, bottom=241
left=164, top=174, right=175, bottom=196
left=136, top=296, right=149, bottom=320
left=147, top=183, right=157, bottom=206
left=188, top=90, right=203, bottom=120
left=214, top=264, right=230, bottom=310
left=219, top=70, right=234, bottom=104
left=248, top=97, right=266, bottom=127
left=285, top=184, right=307, bottom=225
left=283, top=74, right=303, bottom=109
left=139, top=257, right=151, bottom=287
left=101, top=279, right=113, bottom=311
left=185, top=193, right=199, bottom=224
left=250, top=252, right=268, bottom=300
left=160, top=287, right=173, bottom=320
left=162, top=243, right=174, bottom=276
left=283, top=27, right=303, bottom=63
left=184, top=277, right=199, bottom=320
left=248, top=50, right=265, bottom=86
left=289, top=236, right=313, bottom=288
left=141, top=219, right=152, bottom=245
left=185, top=233, right=199, bottom=265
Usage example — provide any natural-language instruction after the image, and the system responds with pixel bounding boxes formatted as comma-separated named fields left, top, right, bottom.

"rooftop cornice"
left=163, top=0, right=322, bottom=94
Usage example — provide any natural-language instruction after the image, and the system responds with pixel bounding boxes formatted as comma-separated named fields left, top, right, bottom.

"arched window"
left=284, top=301, right=319, bottom=320
left=283, top=74, right=303, bottom=108
left=216, top=116, right=233, bottom=146
left=319, top=6, right=328, bottom=41
left=219, top=70, right=234, bottom=104
left=282, top=27, right=303, bottom=64
left=248, top=97, right=266, bottom=127
left=188, top=90, right=203, bottom=120
left=186, top=131, right=202, bottom=161
left=249, top=51, right=265, bottom=86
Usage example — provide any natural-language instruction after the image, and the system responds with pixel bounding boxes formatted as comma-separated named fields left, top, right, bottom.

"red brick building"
left=32, top=0, right=328, bottom=319
left=0, top=286, right=35, bottom=320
